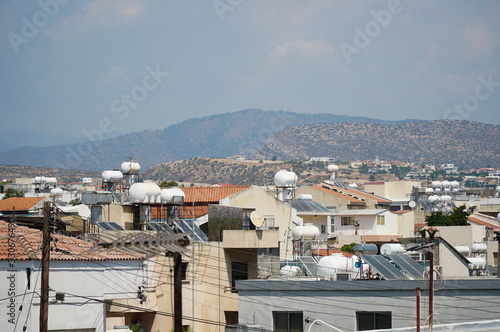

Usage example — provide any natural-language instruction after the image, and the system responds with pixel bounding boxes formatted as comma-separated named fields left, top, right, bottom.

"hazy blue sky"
left=1, top=0, right=499, bottom=140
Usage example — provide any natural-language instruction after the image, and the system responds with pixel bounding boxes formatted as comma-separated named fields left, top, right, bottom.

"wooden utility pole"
left=415, top=287, right=421, bottom=332
left=174, top=252, right=182, bottom=332
left=40, top=201, right=51, bottom=332
left=427, top=227, right=438, bottom=332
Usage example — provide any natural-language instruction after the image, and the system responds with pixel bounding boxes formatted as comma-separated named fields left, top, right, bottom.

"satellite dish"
left=468, top=199, right=475, bottom=207
left=409, top=201, right=416, bottom=208
left=250, top=211, right=265, bottom=228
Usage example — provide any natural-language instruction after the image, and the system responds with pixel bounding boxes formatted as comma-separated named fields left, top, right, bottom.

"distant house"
left=0, top=197, right=47, bottom=217
left=295, top=185, right=366, bottom=213
left=333, top=209, right=414, bottom=246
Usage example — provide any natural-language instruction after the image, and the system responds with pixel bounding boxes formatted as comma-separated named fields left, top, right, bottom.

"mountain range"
left=0, top=109, right=497, bottom=171
left=0, top=109, right=405, bottom=170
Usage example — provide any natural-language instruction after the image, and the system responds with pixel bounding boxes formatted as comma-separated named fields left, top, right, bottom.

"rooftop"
left=0, top=220, right=144, bottom=261
left=312, top=186, right=365, bottom=204
left=0, top=196, right=45, bottom=212
left=181, top=185, right=250, bottom=204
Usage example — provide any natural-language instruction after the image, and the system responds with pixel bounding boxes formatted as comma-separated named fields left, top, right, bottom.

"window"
left=273, top=312, right=303, bottom=332
left=341, top=216, right=355, bottom=226
left=231, top=262, right=248, bottom=293
left=377, top=215, right=385, bottom=225
left=181, top=262, right=189, bottom=281
left=330, top=222, right=335, bottom=233
left=356, top=311, right=391, bottom=331
left=225, top=311, right=238, bottom=325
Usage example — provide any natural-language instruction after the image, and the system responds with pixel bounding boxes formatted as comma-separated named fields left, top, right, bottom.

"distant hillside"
left=0, top=165, right=100, bottom=183
left=142, top=158, right=333, bottom=186
left=257, top=120, right=500, bottom=168
left=0, top=109, right=399, bottom=170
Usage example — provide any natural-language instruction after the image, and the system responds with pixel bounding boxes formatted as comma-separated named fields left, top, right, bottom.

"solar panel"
left=288, top=199, right=331, bottom=213
left=361, top=255, right=409, bottom=280
left=389, top=254, right=426, bottom=280
left=147, top=222, right=174, bottom=234
left=173, top=219, right=207, bottom=242
left=96, top=222, right=124, bottom=231
left=183, top=219, right=208, bottom=241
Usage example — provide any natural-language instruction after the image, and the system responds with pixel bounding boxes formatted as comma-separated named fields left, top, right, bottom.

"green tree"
left=2, top=188, right=24, bottom=199
left=69, top=198, right=82, bottom=206
left=426, top=205, right=470, bottom=226
left=159, top=180, right=178, bottom=188
left=340, top=242, right=357, bottom=254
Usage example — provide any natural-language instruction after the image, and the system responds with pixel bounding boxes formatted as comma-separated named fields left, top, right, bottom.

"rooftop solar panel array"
left=360, top=255, right=409, bottom=280
left=389, top=254, right=426, bottom=280
left=96, top=222, right=124, bottom=231
left=288, top=199, right=331, bottom=213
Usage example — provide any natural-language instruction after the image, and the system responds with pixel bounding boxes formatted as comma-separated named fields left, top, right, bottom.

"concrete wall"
left=365, top=181, right=420, bottom=200
left=397, top=211, right=416, bottom=238
left=237, top=279, right=500, bottom=332
left=102, top=203, right=133, bottom=229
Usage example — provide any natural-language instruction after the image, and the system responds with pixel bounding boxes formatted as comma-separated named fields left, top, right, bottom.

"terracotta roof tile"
left=181, top=186, right=250, bottom=204
left=0, top=220, right=144, bottom=261
left=0, top=197, right=45, bottom=212
left=467, top=216, right=500, bottom=232
left=313, top=186, right=364, bottom=204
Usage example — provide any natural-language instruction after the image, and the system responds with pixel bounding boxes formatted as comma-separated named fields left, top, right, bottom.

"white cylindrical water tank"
left=434, top=188, right=441, bottom=193
left=44, top=177, right=57, bottom=185
left=274, top=170, right=297, bottom=187
left=380, top=243, right=404, bottom=255
left=121, top=161, right=141, bottom=174
left=442, top=195, right=452, bottom=203
left=160, top=188, right=185, bottom=204
left=50, top=188, right=63, bottom=196
left=428, top=195, right=438, bottom=204
left=450, top=181, right=460, bottom=188
left=425, top=188, right=434, bottom=194
left=292, top=224, right=320, bottom=240
left=471, top=242, right=487, bottom=253
left=297, top=194, right=313, bottom=200
left=442, top=180, right=451, bottom=188
left=353, top=243, right=378, bottom=255
left=327, top=164, right=339, bottom=172
left=348, top=183, right=358, bottom=188
left=496, top=186, right=500, bottom=192
left=102, top=170, right=123, bottom=183
left=317, top=254, right=359, bottom=278
left=468, top=257, right=486, bottom=269
left=129, top=183, right=161, bottom=203
left=280, top=265, right=300, bottom=277
left=433, top=181, right=442, bottom=188
left=455, top=246, right=470, bottom=255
